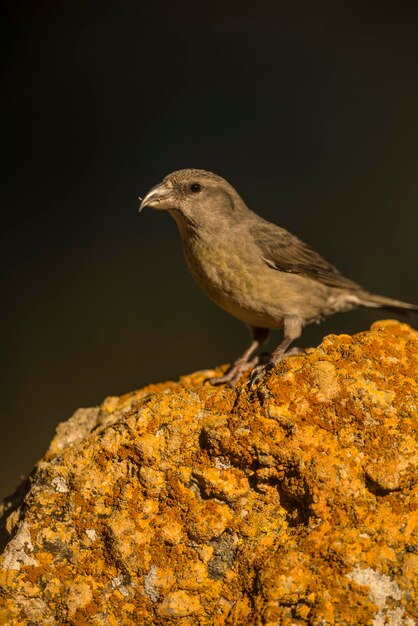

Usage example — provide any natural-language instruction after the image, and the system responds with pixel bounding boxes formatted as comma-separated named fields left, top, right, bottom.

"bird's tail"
left=357, top=292, right=418, bottom=314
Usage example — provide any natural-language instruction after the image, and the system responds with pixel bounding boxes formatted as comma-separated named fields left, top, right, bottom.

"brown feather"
left=250, top=220, right=362, bottom=291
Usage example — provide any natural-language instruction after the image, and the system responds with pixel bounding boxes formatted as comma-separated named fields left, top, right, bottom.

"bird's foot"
left=209, top=354, right=268, bottom=387
left=249, top=347, right=304, bottom=387
left=249, top=361, right=275, bottom=387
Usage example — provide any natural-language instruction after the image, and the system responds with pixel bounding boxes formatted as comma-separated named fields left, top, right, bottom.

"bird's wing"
left=251, top=221, right=362, bottom=290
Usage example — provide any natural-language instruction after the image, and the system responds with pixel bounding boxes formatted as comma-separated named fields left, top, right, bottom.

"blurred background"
left=1, top=0, right=418, bottom=499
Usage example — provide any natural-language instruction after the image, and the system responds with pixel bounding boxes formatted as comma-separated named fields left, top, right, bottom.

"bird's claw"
left=208, top=372, right=242, bottom=387
left=250, top=361, right=274, bottom=387
left=208, top=354, right=265, bottom=387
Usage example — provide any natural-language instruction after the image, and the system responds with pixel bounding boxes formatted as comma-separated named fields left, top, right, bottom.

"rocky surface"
left=0, top=319, right=418, bottom=625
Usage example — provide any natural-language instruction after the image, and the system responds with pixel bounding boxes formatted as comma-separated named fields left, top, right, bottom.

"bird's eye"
left=190, top=183, right=202, bottom=193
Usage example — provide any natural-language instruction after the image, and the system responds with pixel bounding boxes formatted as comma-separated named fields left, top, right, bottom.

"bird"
left=139, top=169, right=418, bottom=387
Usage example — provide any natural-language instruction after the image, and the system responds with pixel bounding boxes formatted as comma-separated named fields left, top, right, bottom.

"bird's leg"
left=250, top=316, right=302, bottom=386
left=209, top=326, right=270, bottom=387
left=284, top=346, right=305, bottom=356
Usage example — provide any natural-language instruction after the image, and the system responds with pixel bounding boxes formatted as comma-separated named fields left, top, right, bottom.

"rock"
left=1, top=319, right=418, bottom=625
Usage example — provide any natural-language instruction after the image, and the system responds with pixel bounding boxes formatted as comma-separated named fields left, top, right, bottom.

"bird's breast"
left=182, top=234, right=286, bottom=328
left=181, top=230, right=337, bottom=328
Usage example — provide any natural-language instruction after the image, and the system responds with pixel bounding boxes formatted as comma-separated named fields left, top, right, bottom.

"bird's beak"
left=138, top=183, right=173, bottom=212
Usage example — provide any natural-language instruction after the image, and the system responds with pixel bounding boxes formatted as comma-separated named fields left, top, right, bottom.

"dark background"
left=2, top=0, right=418, bottom=500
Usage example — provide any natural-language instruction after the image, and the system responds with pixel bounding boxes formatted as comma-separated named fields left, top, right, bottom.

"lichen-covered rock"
left=1, top=320, right=418, bottom=625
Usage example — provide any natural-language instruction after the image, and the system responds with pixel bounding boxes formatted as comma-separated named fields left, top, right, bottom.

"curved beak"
left=138, top=183, right=173, bottom=212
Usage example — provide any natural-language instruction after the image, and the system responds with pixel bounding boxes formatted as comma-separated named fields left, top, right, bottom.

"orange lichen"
left=0, top=320, right=418, bottom=624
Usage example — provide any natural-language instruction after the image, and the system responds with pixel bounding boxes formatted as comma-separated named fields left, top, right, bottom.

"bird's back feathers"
left=250, top=220, right=363, bottom=291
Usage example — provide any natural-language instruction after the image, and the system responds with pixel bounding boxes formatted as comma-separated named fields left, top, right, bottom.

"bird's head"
left=139, top=169, right=247, bottom=232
